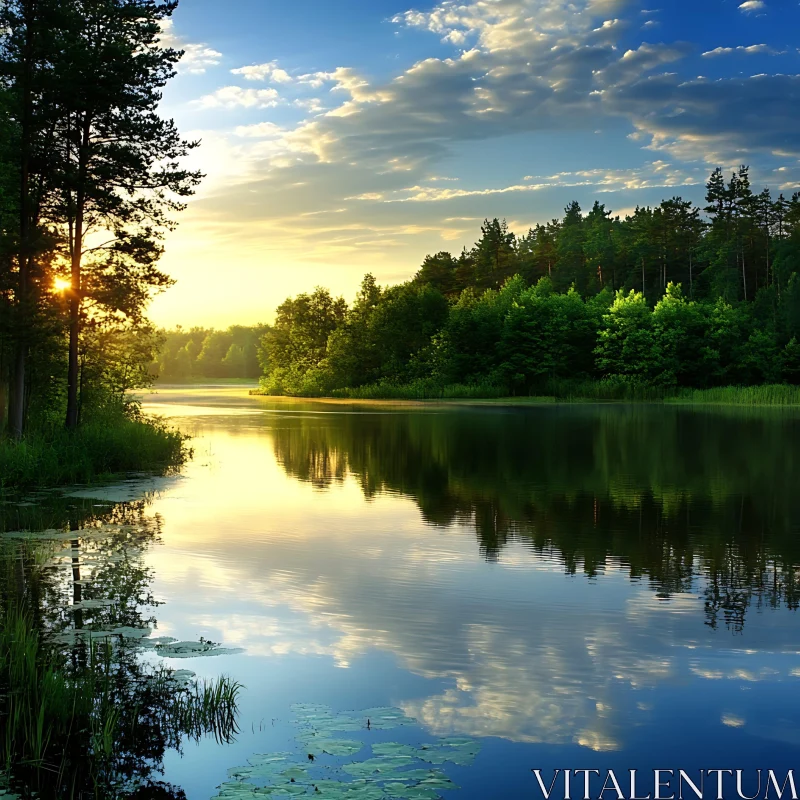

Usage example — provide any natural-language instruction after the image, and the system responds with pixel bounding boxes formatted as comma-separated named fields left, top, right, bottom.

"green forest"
left=259, top=167, right=800, bottom=400
left=154, top=325, right=267, bottom=380
left=0, top=0, right=193, bottom=486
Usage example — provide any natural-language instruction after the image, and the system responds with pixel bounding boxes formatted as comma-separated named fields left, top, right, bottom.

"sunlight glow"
left=54, top=277, right=71, bottom=292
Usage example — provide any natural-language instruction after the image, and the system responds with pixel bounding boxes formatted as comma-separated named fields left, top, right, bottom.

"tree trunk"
left=65, top=296, right=80, bottom=428
left=9, top=1, right=37, bottom=438
left=741, top=248, right=747, bottom=302
left=8, top=348, right=27, bottom=437
left=65, top=116, right=90, bottom=430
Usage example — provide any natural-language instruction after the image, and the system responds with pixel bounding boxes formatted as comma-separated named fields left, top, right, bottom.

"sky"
left=149, top=0, right=800, bottom=328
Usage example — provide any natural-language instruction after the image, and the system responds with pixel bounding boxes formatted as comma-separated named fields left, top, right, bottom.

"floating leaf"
left=342, top=755, right=417, bottom=779
left=68, top=598, right=114, bottom=611
left=372, top=741, right=479, bottom=767
left=216, top=704, right=476, bottom=800
left=154, top=640, right=245, bottom=658
left=318, top=739, right=364, bottom=757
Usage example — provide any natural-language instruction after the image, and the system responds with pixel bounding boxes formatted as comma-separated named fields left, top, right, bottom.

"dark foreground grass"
left=0, top=605, right=240, bottom=797
left=0, top=415, right=189, bottom=490
left=255, top=379, right=800, bottom=407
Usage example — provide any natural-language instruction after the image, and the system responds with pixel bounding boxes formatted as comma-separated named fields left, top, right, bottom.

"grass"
left=153, top=377, right=259, bottom=386
left=330, top=379, right=509, bottom=400
left=254, top=379, right=800, bottom=407
left=667, top=384, right=800, bottom=406
left=0, top=414, right=189, bottom=491
left=0, top=603, right=241, bottom=797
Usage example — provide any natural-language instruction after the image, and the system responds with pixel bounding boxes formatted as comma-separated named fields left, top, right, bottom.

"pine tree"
left=52, top=0, right=201, bottom=428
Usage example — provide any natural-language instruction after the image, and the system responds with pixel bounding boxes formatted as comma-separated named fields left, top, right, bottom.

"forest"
left=0, top=0, right=194, bottom=485
left=154, top=325, right=267, bottom=380
left=259, top=167, right=800, bottom=399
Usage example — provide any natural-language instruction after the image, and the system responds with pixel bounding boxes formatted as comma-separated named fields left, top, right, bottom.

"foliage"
left=257, top=170, right=800, bottom=399
left=0, top=405, right=188, bottom=490
left=155, top=325, right=268, bottom=380
left=0, top=0, right=198, bottom=435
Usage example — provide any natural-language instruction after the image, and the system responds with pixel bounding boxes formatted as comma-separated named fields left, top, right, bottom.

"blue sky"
left=150, top=0, right=800, bottom=327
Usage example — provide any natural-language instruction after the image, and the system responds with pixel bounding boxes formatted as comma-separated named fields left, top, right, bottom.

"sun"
left=53, top=277, right=71, bottom=292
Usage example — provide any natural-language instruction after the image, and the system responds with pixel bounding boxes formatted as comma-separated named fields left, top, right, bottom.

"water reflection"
left=108, top=395, right=800, bottom=796
left=0, top=496, right=239, bottom=799
left=271, top=406, right=800, bottom=631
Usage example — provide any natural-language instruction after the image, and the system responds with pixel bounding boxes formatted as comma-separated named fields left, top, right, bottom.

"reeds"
left=331, top=379, right=509, bottom=400
left=167, top=676, right=242, bottom=744
left=668, top=385, right=800, bottom=406
left=0, top=605, right=241, bottom=796
left=327, top=380, right=800, bottom=406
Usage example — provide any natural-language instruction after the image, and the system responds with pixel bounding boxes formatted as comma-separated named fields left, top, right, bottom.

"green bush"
left=0, top=413, right=189, bottom=490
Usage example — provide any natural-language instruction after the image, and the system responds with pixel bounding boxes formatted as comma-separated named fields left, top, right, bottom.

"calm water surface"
left=44, top=389, right=800, bottom=797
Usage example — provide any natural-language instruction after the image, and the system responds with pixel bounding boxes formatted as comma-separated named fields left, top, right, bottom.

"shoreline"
left=247, top=390, right=800, bottom=409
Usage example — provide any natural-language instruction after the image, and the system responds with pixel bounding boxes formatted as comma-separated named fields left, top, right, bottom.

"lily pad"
left=169, top=669, right=197, bottom=687
left=154, top=640, right=245, bottom=658
left=317, top=739, right=365, bottom=757
left=216, top=704, right=476, bottom=800
left=68, top=598, right=114, bottom=611
left=372, top=741, right=479, bottom=767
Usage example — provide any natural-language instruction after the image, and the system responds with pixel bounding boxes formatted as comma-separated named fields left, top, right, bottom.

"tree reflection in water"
left=271, top=405, right=800, bottom=632
left=0, top=497, right=240, bottom=799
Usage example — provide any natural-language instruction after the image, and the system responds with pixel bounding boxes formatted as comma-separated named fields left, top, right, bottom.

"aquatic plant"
left=0, top=517, right=242, bottom=798
left=214, top=704, right=479, bottom=800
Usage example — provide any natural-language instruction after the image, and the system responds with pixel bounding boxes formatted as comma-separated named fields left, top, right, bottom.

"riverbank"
left=0, top=415, right=189, bottom=490
left=250, top=383, right=800, bottom=407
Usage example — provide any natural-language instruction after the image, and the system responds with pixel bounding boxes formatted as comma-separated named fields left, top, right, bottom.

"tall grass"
left=668, top=384, right=800, bottom=406
left=0, top=415, right=189, bottom=490
left=331, top=379, right=509, bottom=400
left=0, top=604, right=241, bottom=797
left=295, top=379, right=800, bottom=406
left=541, top=378, right=670, bottom=402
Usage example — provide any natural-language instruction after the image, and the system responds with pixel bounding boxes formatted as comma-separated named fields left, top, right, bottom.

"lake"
left=4, top=387, right=800, bottom=799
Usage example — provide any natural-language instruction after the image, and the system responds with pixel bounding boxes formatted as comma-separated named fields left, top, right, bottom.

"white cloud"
left=158, top=20, right=222, bottom=75
left=234, top=122, right=285, bottom=138
left=195, top=86, right=281, bottom=109
left=738, top=0, right=765, bottom=12
left=231, top=61, right=292, bottom=83
left=702, top=44, right=780, bottom=57
left=165, top=0, right=798, bottom=304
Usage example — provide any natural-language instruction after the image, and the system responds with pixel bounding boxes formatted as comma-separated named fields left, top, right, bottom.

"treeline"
left=0, top=0, right=197, bottom=437
left=155, top=325, right=268, bottom=380
left=260, top=168, right=800, bottom=397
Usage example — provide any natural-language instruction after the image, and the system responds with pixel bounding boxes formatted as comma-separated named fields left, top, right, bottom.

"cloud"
left=702, top=44, right=781, bottom=57
left=231, top=61, right=292, bottom=83
left=162, top=0, right=799, bottom=321
left=594, top=42, right=692, bottom=87
left=234, top=122, right=286, bottom=138
left=738, top=0, right=765, bottom=12
left=158, top=20, right=222, bottom=75
left=608, top=73, right=800, bottom=160
left=195, top=86, right=281, bottom=109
